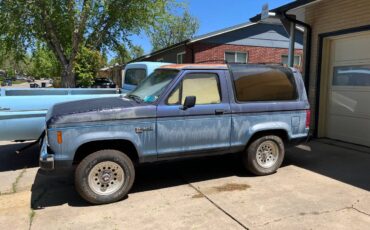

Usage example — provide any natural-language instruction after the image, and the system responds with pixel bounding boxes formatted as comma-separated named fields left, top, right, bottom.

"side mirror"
left=181, top=96, right=196, bottom=110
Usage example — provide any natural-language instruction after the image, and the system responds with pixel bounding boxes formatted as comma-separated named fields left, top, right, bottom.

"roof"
left=188, top=22, right=257, bottom=44
left=129, top=41, right=189, bottom=63
left=132, top=21, right=294, bottom=62
left=250, top=0, right=319, bottom=22
left=160, top=64, right=228, bottom=70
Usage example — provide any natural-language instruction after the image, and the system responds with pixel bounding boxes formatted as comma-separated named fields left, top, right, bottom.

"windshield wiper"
left=126, top=94, right=144, bottom=104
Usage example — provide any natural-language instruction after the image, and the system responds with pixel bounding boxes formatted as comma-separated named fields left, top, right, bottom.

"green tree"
left=109, top=45, right=145, bottom=65
left=109, top=45, right=132, bottom=65
left=0, top=0, right=175, bottom=87
left=130, top=45, right=145, bottom=59
left=29, top=44, right=61, bottom=79
left=0, top=48, right=30, bottom=77
left=148, top=10, right=199, bottom=51
left=74, top=46, right=106, bottom=87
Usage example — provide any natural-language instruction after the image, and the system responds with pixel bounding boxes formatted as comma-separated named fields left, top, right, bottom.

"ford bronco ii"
left=40, top=64, right=310, bottom=204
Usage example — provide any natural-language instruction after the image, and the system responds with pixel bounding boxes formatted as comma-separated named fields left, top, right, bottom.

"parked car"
left=0, top=62, right=170, bottom=141
left=5, top=79, right=12, bottom=86
left=91, top=78, right=116, bottom=88
left=40, top=64, right=310, bottom=204
left=30, top=83, right=40, bottom=88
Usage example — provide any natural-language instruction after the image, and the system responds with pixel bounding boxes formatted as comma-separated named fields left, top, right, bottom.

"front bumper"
left=39, top=138, right=55, bottom=170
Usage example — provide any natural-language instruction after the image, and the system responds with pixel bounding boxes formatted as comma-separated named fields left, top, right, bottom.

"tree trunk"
left=61, top=64, right=76, bottom=88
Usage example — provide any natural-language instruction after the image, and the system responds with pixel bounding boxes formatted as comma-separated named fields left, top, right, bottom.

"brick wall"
left=141, top=42, right=303, bottom=67
left=191, top=42, right=303, bottom=67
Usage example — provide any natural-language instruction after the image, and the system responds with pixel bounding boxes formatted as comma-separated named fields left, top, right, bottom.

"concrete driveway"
left=0, top=140, right=369, bottom=229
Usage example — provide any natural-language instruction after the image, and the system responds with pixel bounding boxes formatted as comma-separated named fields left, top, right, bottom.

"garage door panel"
left=334, top=34, right=370, bottom=62
left=325, top=31, right=370, bottom=147
left=327, top=115, right=370, bottom=146
left=330, top=90, right=370, bottom=116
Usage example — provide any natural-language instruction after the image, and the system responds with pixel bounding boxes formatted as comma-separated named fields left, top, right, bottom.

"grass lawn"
left=0, top=80, right=23, bottom=86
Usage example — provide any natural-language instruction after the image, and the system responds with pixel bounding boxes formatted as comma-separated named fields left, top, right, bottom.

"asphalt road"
left=3, top=80, right=52, bottom=88
left=0, top=140, right=369, bottom=229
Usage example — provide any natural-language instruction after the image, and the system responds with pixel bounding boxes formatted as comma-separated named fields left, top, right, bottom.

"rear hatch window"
left=229, top=64, right=298, bottom=102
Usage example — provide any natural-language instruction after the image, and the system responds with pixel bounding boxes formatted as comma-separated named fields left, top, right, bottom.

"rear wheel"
left=243, top=135, right=285, bottom=175
left=75, top=149, right=135, bottom=204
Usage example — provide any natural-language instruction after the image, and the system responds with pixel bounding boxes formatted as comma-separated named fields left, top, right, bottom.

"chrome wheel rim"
left=256, top=140, right=279, bottom=168
left=88, top=161, right=125, bottom=196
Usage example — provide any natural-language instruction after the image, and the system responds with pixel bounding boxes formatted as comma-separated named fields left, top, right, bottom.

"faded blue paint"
left=47, top=118, right=157, bottom=163
left=40, top=65, right=310, bottom=169
left=0, top=62, right=169, bottom=141
left=0, top=93, right=119, bottom=141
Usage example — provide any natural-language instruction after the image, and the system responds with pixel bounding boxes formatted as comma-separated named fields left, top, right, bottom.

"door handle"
left=0, top=107, right=10, bottom=111
left=215, top=109, right=225, bottom=115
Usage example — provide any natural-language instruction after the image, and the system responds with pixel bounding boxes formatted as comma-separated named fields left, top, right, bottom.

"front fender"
left=72, top=131, right=140, bottom=155
left=48, top=121, right=156, bottom=162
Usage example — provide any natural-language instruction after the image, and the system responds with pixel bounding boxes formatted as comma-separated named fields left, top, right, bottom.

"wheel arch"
left=73, top=139, right=140, bottom=165
left=246, top=129, right=289, bottom=149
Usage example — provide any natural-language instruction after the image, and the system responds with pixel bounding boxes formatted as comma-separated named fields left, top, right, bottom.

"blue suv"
left=40, top=64, right=310, bottom=204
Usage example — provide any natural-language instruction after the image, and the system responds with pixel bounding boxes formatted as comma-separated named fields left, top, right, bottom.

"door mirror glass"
left=182, top=96, right=196, bottom=110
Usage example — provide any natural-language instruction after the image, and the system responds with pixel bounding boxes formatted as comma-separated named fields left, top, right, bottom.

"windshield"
left=127, top=69, right=179, bottom=103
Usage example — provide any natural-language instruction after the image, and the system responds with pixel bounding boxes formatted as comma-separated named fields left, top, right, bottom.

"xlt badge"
left=135, top=127, right=153, bottom=133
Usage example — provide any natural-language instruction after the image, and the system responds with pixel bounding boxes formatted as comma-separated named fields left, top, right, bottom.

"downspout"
left=288, top=21, right=296, bottom=67
left=282, top=11, right=312, bottom=92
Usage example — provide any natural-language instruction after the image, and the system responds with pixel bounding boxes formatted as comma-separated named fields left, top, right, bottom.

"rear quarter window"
left=231, top=66, right=297, bottom=102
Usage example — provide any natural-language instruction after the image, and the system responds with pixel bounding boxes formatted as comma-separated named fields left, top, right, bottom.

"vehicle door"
left=156, top=70, right=231, bottom=158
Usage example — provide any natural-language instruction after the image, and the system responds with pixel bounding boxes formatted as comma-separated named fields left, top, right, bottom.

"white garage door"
left=326, top=31, right=370, bottom=146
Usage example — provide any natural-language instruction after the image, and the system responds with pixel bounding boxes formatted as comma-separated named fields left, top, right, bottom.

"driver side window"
left=167, top=73, right=221, bottom=105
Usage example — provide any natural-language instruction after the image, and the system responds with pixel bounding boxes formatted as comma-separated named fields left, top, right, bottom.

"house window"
left=225, top=51, right=248, bottom=64
left=177, top=52, right=186, bottom=64
left=282, top=55, right=301, bottom=67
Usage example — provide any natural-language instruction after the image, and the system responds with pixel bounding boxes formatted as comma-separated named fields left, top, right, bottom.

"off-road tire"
left=75, top=149, right=135, bottom=204
left=243, top=135, right=285, bottom=176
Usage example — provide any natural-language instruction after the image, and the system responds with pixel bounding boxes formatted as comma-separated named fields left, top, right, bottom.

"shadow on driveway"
left=0, top=139, right=368, bottom=208
left=0, top=142, right=39, bottom=172
left=285, top=140, right=370, bottom=191
left=30, top=154, right=251, bottom=209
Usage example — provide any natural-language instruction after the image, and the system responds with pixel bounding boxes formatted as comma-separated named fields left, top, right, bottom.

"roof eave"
left=250, top=0, right=319, bottom=22
left=129, top=40, right=190, bottom=63
left=188, top=22, right=258, bottom=44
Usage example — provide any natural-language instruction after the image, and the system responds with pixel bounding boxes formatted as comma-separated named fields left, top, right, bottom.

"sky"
left=131, top=0, right=293, bottom=55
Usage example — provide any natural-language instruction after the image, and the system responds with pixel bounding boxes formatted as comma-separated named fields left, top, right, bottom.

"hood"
left=47, top=96, right=155, bottom=126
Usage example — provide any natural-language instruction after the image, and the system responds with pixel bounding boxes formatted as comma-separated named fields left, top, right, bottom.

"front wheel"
left=75, top=149, right=135, bottom=204
left=243, top=135, right=285, bottom=176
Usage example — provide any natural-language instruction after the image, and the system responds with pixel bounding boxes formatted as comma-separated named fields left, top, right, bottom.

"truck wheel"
left=243, top=135, right=284, bottom=176
left=75, top=149, right=135, bottom=204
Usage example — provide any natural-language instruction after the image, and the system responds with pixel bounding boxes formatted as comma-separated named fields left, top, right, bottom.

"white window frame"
left=224, top=51, right=248, bottom=64
left=177, top=52, right=186, bottom=64
left=281, top=54, right=302, bottom=67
